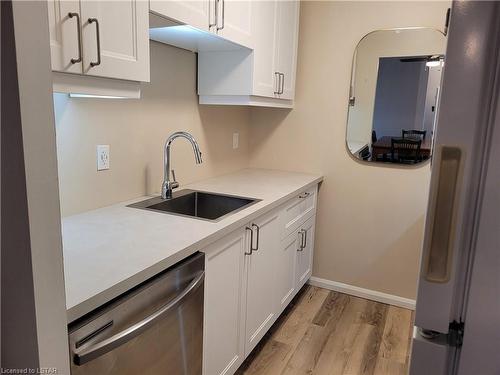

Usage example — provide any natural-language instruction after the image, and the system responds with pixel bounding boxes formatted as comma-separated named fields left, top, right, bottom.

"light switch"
left=97, top=145, right=110, bottom=171
left=233, top=132, right=239, bottom=149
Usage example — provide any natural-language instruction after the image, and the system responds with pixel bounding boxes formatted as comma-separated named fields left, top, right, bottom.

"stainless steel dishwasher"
left=68, top=252, right=204, bottom=375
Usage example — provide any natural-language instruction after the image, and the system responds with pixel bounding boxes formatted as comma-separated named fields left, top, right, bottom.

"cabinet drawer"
left=282, top=185, right=317, bottom=238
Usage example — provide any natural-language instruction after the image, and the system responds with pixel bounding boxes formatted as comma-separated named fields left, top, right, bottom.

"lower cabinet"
left=203, top=228, right=247, bottom=375
left=202, top=185, right=317, bottom=375
left=244, top=209, right=281, bottom=356
left=296, top=216, right=315, bottom=289
left=276, top=231, right=299, bottom=314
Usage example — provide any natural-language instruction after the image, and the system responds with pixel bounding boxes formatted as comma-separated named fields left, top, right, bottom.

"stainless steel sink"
left=128, top=190, right=260, bottom=222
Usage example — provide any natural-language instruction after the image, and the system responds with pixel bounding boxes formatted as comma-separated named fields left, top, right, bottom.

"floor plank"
left=238, top=287, right=414, bottom=375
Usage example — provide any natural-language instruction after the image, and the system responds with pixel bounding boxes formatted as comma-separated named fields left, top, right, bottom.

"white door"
left=47, top=0, right=83, bottom=73
left=150, top=0, right=210, bottom=32
left=244, top=209, right=280, bottom=356
left=203, top=228, right=246, bottom=375
left=251, top=0, right=278, bottom=97
left=216, top=0, right=253, bottom=49
left=296, top=216, right=315, bottom=289
left=276, top=231, right=299, bottom=314
left=275, top=0, right=299, bottom=100
left=80, top=0, right=150, bottom=82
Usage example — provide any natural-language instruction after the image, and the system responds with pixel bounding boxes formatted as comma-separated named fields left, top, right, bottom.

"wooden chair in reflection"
left=371, top=130, right=389, bottom=161
left=391, top=138, right=422, bottom=164
left=402, top=129, right=427, bottom=140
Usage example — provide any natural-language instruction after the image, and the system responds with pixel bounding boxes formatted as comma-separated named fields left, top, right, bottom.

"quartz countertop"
left=63, top=168, right=323, bottom=323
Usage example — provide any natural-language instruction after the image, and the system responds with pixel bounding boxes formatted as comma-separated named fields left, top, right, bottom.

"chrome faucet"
left=161, top=131, right=203, bottom=199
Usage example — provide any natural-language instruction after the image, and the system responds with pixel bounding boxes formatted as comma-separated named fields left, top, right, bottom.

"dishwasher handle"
left=73, top=271, right=205, bottom=366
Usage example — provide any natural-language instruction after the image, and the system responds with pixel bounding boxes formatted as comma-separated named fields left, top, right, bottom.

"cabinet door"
left=275, top=0, right=300, bottom=100
left=47, top=0, right=82, bottom=73
left=80, top=0, right=150, bottom=82
left=203, top=228, right=246, bottom=375
left=251, top=0, right=278, bottom=97
left=216, top=0, right=253, bottom=49
left=296, top=216, right=315, bottom=289
left=150, top=0, right=210, bottom=32
left=244, top=209, right=280, bottom=356
left=277, top=231, right=299, bottom=314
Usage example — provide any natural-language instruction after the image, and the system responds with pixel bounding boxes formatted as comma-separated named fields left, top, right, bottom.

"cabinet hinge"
left=448, top=320, right=464, bottom=348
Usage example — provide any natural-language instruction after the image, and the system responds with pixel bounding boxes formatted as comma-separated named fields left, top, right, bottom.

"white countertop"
left=63, top=168, right=322, bottom=323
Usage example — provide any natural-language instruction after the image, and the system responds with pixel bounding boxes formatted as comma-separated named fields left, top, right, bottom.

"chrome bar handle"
left=245, top=226, right=254, bottom=255
left=274, top=72, right=280, bottom=94
left=252, top=223, right=260, bottom=251
left=68, top=13, right=82, bottom=64
left=297, top=230, right=304, bottom=251
left=209, top=0, right=218, bottom=28
left=217, top=0, right=225, bottom=30
left=299, top=191, right=311, bottom=199
left=277, top=73, right=282, bottom=94
left=73, top=271, right=205, bottom=365
left=88, top=18, right=101, bottom=67
left=279, top=73, right=285, bottom=94
left=302, top=228, right=307, bottom=248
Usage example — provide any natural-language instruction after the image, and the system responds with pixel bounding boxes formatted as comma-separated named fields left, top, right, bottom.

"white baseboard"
left=308, top=276, right=416, bottom=310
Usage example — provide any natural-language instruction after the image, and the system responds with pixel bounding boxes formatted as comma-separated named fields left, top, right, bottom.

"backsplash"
left=54, top=41, right=251, bottom=217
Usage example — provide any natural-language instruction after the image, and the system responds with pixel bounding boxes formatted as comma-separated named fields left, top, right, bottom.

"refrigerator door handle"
left=424, top=146, right=463, bottom=283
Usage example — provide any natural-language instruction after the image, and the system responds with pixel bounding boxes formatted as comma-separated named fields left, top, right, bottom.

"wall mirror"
left=346, top=28, right=446, bottom=165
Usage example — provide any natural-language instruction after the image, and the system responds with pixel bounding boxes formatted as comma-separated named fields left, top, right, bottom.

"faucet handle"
left=171, top=169, right=177, bottom=182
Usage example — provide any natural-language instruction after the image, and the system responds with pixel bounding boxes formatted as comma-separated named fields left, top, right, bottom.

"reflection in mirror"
left=346, top=28, right=446, bottom=165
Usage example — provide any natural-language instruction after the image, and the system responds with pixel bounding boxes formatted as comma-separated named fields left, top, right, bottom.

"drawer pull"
left=252, top=223, right=260, bottom=251
left=88, top=18, right=101, bottom=67
left=245, top=226, right=254, bottom=255
left=68, top=13, right=82, bottom=64
left=298, top=229, right=306, bottom=251
left=299, top=192, right=311, bottom=199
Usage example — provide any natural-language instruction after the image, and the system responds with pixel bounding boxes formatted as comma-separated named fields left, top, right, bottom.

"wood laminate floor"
left=236, top=286, right=414, bottom=375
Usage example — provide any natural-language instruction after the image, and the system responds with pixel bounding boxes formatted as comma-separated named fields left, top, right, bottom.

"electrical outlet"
left=233, top=132, right=239, bottom=149
left=97, top=145, right=110, bottom=171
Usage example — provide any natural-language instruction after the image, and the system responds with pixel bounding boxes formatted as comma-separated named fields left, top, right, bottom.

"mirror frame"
left=345, top=27, right=446, bottom=168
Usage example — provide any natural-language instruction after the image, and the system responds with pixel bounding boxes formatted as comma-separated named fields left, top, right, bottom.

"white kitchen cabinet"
left=244, top=208, right=281, bottom=356
left=282, top=185, right=317, bottom=239
left=202, top=182, right=318, bottom=375
left=47, top=0, right=150, bottom=82
left=251, top=0, right=278, bottom=97
left=296, top=216, right=315, bottom=289
left=198, top=0, right=300, bottom=107
left=150, top=0, right=210, bottom=32
left=276, top=231, right=299, bottom=314
left=274, top=0, right=300, bottom=100
left=203, top=228, right=247, bottom=375
left=214, top=0, right=253, bottom=49
left=47, top=0, right=82, bottom=74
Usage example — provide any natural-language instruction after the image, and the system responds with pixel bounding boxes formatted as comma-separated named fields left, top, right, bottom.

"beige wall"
left=54, top=41, right=251, bottom=217
left=248, top=1, right=449, bottom=299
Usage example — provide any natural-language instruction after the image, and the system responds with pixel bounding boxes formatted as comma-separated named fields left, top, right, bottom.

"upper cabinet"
left=214, top=0, right=253, bottom=48
left=150, top=0, right=210, bottom=32
left=150, top=0, right=252, bottom=49
left=197, top=0, right=300, bottom=108
left=48, top=0, right=150, bottom=82
left=274, top=0, right=300, bottom=100
left=48, top=0, right=299, bottom=106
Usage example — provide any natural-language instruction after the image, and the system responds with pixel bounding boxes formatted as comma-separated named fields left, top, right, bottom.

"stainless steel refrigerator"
left=410, top=1, right=500, bottom=374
